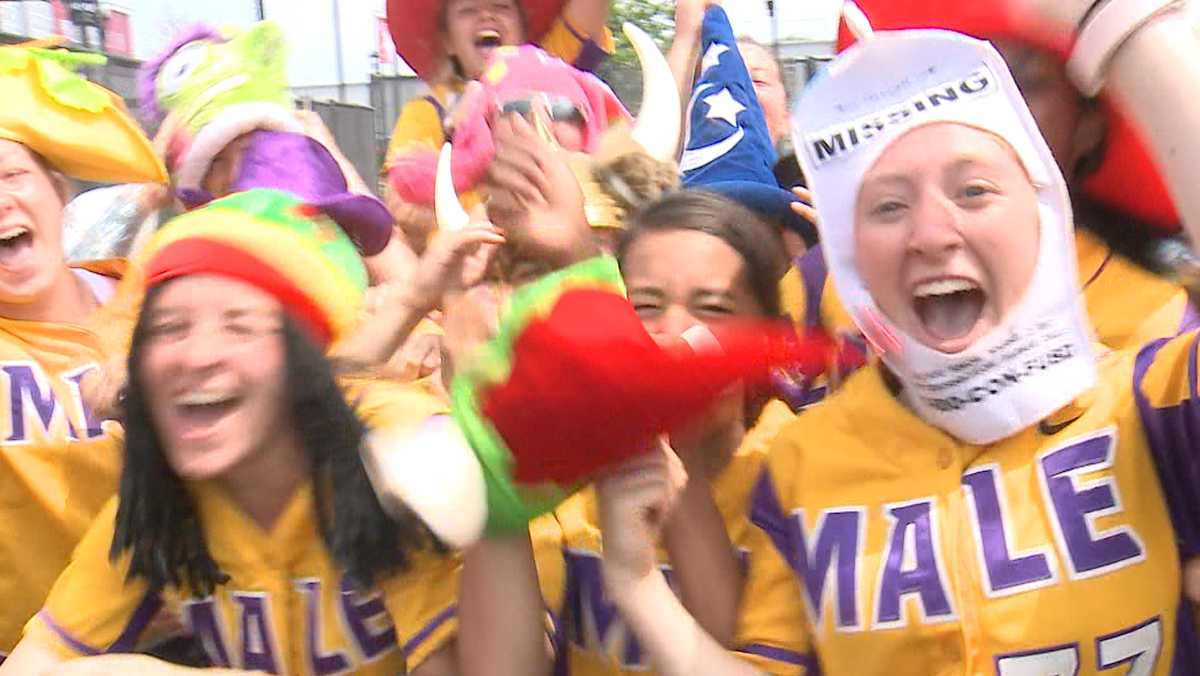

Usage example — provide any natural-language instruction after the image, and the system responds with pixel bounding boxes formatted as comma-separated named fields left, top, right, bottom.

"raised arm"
left=597, top=448, right=766, bottom=676
left=1024, top=1, right=1200, bottom=244
left=668, top=0, right=708, bottom=120
left=455, top=533, right=554, bottom=676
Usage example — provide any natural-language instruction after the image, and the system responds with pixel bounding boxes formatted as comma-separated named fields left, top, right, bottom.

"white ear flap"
left=362, top=415, right=487, bottom=549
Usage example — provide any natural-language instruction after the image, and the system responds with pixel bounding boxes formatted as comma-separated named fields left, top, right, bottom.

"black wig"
left=111, top=284, right=440, bottom=596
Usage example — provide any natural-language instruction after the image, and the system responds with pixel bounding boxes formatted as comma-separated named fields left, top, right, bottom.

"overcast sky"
left=123, top=0, right=841, bottom=87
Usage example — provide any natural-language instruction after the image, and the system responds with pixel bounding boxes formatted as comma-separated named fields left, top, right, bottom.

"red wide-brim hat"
left=387, top=0, right=565, bottom=80
left=836, top=0, right=1179, bottom=233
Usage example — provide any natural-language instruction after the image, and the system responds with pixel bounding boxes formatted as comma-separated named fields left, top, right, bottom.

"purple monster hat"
left=178, top=130, right=393, bottom=256
left=138, top=23, right=225, bottom=126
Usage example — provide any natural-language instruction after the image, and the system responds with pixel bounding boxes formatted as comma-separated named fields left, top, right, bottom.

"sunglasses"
left=497, top=94, right=587, bottom=126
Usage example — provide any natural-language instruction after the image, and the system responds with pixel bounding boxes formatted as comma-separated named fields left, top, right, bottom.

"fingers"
left=488, top=115, right=555, bottom=202
left=790, top=201, right=819, bottom=224
left=790, top=186, right=819, bottom=226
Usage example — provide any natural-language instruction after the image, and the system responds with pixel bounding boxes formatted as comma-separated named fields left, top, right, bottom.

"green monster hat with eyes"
left=138, top=21, right=301, bottom=194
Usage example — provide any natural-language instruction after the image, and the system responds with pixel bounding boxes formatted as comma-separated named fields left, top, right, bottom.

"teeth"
left=477, top=29, right=500, bottom=39
left=177, top=392, right=233, bottom=406
left=0, top=227, right=28, bottom=241
left=913, top=279, right=978, bottom=298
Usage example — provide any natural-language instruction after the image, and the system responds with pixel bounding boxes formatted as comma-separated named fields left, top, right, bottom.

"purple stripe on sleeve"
left=749, top=470, right=802, bottom=575
left=736, top=643, right=820, bottom=672
left=1171, top=596, right=1200, bottom=675
left=570, top=40, right=609, bottom=73
left=1133, top=335, right=1200, bottom=556
left=108, top=592, right=165, bottom=653
left=401, top=604, right=457, bottom=658
left=797, top=246, right=828, bottom=329
left=36, top=610, right=103, bottom=656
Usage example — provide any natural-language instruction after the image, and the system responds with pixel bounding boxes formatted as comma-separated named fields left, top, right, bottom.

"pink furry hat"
left=388, top=45, right=630, bottom=206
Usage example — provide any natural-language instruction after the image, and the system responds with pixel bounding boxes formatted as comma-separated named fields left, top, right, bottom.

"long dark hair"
left=111, top=284, right=439, bottom=596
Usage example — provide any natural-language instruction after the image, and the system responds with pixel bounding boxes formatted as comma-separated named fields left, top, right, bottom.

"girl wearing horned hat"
left=383, top=0, right=614, bottom=252
left=594, top=1, right=1200, bottom=674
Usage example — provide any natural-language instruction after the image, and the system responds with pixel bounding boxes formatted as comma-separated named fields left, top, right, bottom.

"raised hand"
left=485, top=113, right=597, bottom=269
left=596, top=442, right=688, bottom=589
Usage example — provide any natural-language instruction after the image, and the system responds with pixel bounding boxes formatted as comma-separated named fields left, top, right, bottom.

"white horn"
left=624, top=22, right=681, bottom=162
left=436, top=142, right=470, bottom=232
left=842, top=1, right=875, bottom=42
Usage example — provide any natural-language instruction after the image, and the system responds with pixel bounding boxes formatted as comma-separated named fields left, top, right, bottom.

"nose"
left=906, top=190, right=964, bottom=260
left=647, top=304, right=699, bottom=341
left=0, top=190, right=17, bottom=216
left=170, top=323, right=230, bottom=374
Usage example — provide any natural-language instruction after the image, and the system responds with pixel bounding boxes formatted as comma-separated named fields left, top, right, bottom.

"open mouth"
left=174, top=391, right=241, bottom=438
left=912, top=278, right=986, bottom=343
left=0, top=227, right=34, bottom=268
left=475, top=29, right=502, bottom=59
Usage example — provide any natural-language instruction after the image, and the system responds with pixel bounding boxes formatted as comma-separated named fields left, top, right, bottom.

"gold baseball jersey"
left=23, top=378, right=471, bottom=674
left=735, top=333, right=1200, bottom=674
left=555, top=400, right=796, bottom=674
left=0, top=261, right=133, bottom=661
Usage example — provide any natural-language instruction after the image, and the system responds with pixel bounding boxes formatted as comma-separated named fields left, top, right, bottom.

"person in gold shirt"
left=3, top=189, right=553, bottom=676
left=383, top=0, right=614, bottom=252
left=0, top=44, right=168, bottom=662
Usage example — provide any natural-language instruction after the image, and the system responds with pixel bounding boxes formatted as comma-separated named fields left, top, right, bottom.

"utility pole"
left=255, top=0, right=265, bottom=21
left=766, top=0, right=780, bottom=65
left=331, top=0, right=346, bottom=102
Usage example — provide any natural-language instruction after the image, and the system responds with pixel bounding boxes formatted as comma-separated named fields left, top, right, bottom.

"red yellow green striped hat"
left=142, top=188, right=368, bottom=348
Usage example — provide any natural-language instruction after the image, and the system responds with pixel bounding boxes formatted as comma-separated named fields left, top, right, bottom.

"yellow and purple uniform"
left=21, top=379, right=472, bottom=673
left=0, top=262, right=134, bottom=662
left=778, top=230, right=1194, bottom=410
left=384, top=17, right=615, bottom=167
left=734, top=331, right=1200, bottom=674
left=555, top=400, right=795, bottom=675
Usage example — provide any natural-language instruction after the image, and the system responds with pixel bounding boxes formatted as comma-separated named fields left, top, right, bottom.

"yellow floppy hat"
left=0, top=46, right=166, bottom=184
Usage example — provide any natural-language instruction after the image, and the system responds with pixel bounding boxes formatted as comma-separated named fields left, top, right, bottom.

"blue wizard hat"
left=681, top=6, right=816, bottom=245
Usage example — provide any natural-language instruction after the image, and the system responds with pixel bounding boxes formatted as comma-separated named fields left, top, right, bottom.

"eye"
left=147, top=320, right=188, bottom=341
left=870, top=199, right=907, bottom=219
left=959, top=183, right=997, bottom=204
left=156, top=42, right=210, bottom=98
left=632, top=301, right=662, bottom=318
left=695, top=303, right=735, bottom=319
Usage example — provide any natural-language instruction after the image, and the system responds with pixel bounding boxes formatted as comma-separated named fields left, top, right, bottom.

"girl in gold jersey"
left=3, top=189, right=551, bottom=676
left=594, top=1, right=1200, bottom=674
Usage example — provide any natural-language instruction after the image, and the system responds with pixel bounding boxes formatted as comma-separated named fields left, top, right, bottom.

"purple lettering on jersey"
left=183, top=599, right=232, bottom=667
left=296, top=579, right=351, bottom=674
left=875, top=499, right=954, bottom=627
left=62, top=365, right=104, bottom=440
left=792, top=509, right=862, bottom=629
left=752, top=471, right=863, bottom=630
left=338, top=577, right=397, bottom=660
left=1039, top=431, right=1145, bottom=579
left=233, top=593, right=280, bottom=673
left=4, top=363, right=58, bottom=442
left=962, top=466, right=1055, bottom=596
left=564, top=549, right=644, bottom=667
